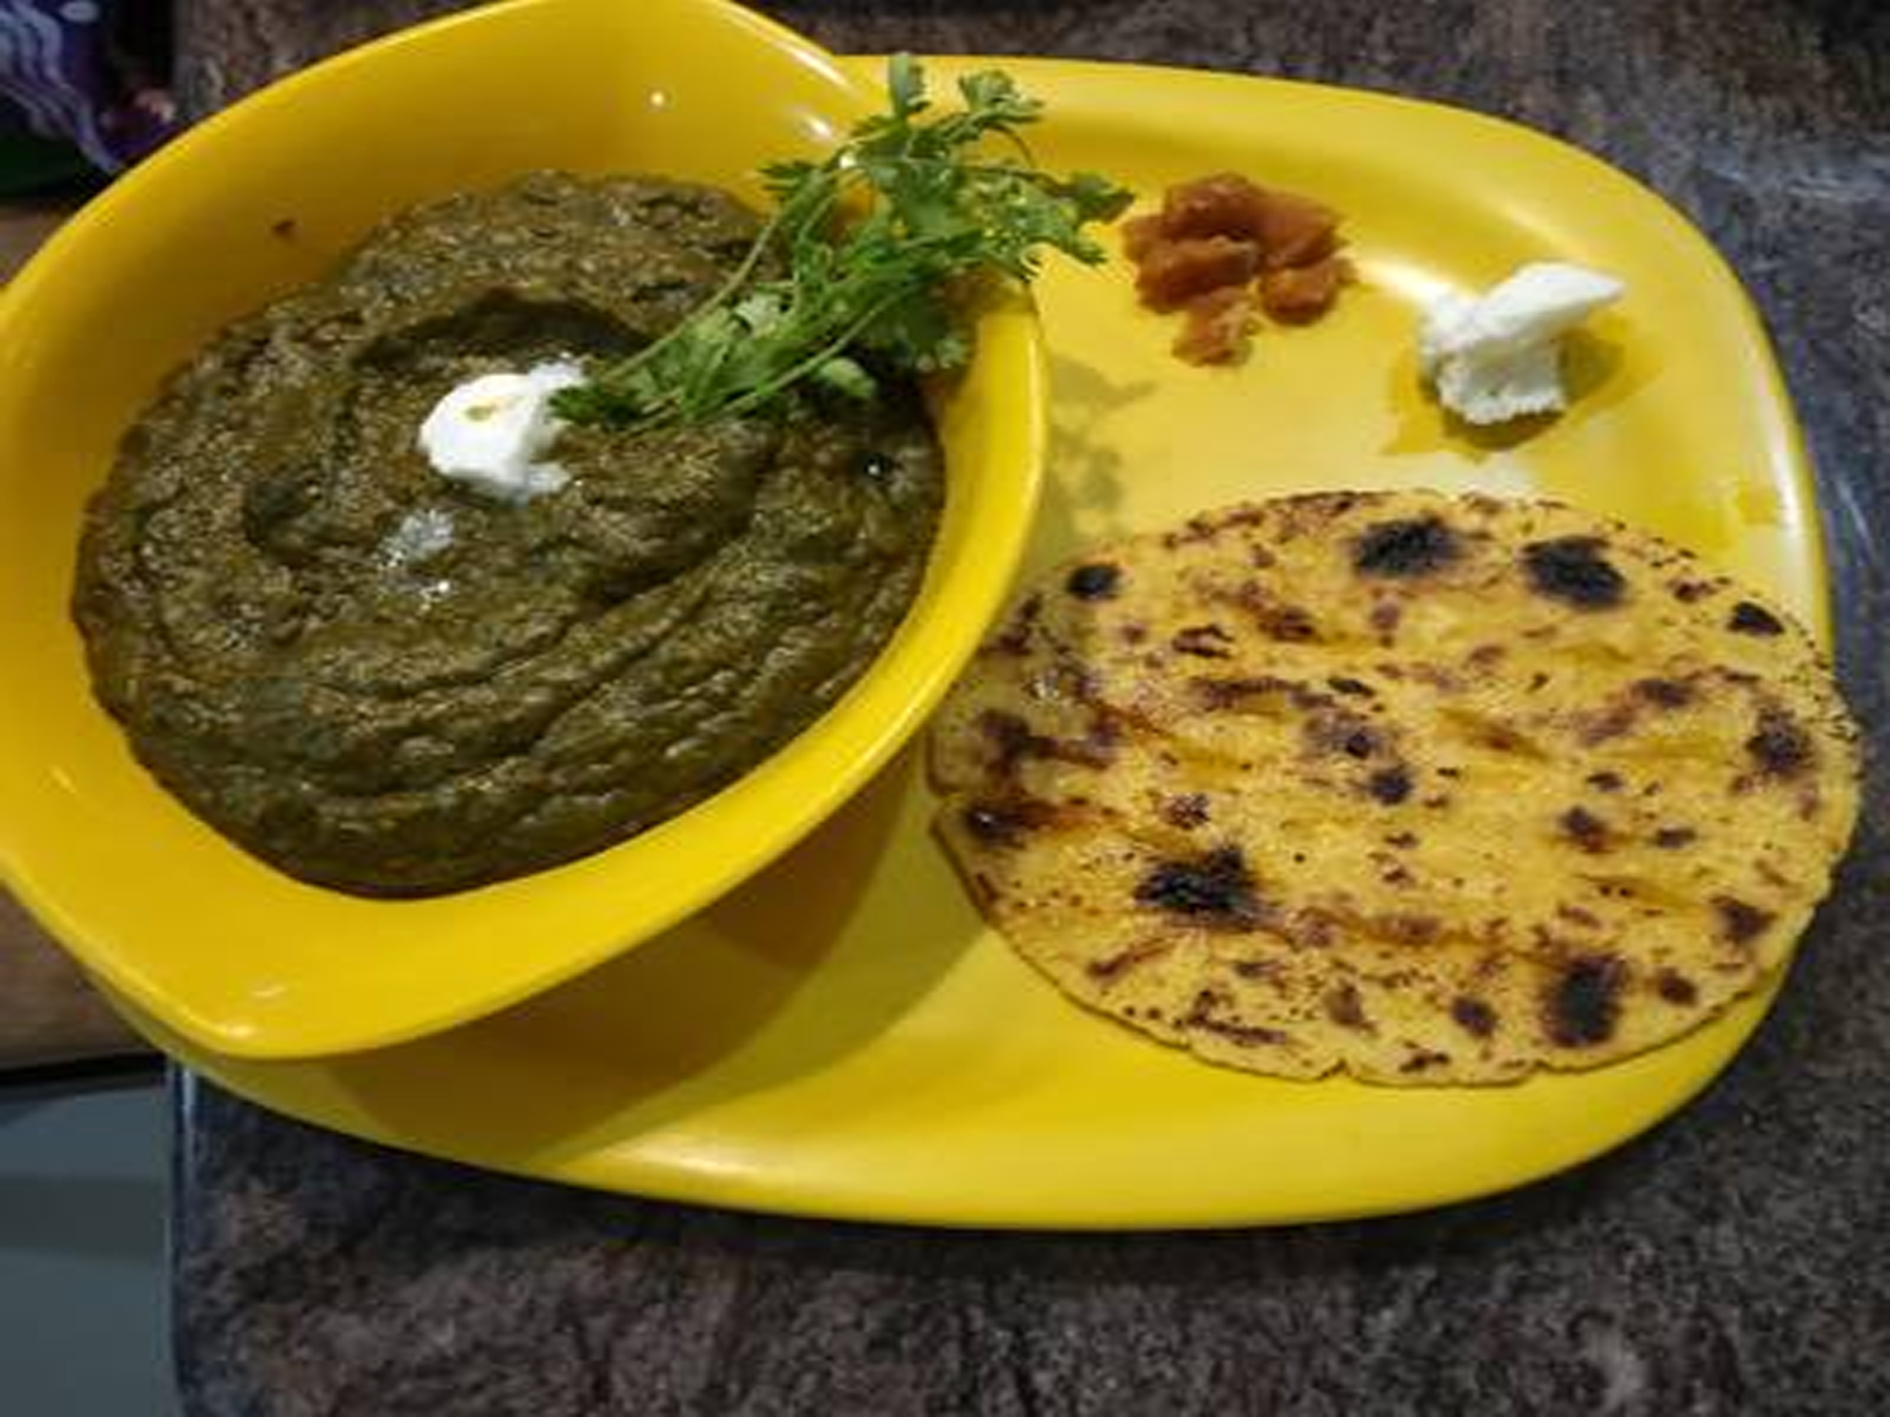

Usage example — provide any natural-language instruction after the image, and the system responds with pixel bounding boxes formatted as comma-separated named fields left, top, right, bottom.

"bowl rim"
left=0, top=0, right=1048, bottom=1059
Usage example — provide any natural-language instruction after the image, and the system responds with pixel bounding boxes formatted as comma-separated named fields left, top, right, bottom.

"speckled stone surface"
left=171, top=2, right=1889, bottom=1413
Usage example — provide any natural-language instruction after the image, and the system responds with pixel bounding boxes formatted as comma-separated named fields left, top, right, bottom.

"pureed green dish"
left=73, top=173, right=943, bottom=897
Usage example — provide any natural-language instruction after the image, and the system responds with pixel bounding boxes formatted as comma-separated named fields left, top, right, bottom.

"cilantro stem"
left=582, top=203, right=787, bottom=399
left=715, top=293, right=905, bottom=422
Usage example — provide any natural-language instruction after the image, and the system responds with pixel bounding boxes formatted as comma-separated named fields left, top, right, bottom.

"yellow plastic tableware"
left=121, top=57, right=1833, bottom=1228
left=0, top=1, right=1046, bottom=1059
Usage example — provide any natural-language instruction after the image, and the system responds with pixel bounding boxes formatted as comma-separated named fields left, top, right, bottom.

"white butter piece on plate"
left=1419, top=263, right=1624, bottom=425
left=418, top=360, right=585, bottom=502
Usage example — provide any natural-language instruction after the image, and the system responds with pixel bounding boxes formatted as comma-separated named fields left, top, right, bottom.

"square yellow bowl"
left=0, top=0, right=1046, bottom=1059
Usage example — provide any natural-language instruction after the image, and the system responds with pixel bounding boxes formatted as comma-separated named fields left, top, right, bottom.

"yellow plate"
left=0, top=1, right=1045, bottom=1060
left=132, top=56, right=1825, bottom=1227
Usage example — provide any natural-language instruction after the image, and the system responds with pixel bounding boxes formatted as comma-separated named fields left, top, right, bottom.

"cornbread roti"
left=930, top=491, right=1859, bottom=1084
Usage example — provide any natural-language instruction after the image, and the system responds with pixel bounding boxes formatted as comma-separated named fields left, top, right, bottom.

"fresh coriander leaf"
left=887, top=53, right=927, bottom=119
left=557, top=57, right=1133, bottom=432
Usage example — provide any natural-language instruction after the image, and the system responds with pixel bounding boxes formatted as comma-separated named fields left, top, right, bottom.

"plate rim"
left=142, top=54, right=1828, bottom=1229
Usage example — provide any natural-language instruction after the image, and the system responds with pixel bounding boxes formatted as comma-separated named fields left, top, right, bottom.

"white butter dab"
left=418, top=360, right=585, bottom=502
left=1419, top=263, right=1624, bottom=425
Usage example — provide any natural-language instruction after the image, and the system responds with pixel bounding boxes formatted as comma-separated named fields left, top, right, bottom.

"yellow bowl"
left=0, top=0, right=1046, bottom=1059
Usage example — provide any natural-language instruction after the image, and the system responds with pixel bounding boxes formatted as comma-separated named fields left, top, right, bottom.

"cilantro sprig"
left=551, top=56, right=1131, bottom=431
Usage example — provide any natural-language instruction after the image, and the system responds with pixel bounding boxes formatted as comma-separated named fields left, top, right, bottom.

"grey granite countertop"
left=172, top=2, right=1889, bottom=1413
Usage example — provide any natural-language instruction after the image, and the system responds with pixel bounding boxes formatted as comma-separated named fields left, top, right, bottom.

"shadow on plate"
left=309, top=746, right=980, bottom=1158
left=1028, top=353, right=1153, bottom=565
left=1378, top=330, right=1637, bottom=462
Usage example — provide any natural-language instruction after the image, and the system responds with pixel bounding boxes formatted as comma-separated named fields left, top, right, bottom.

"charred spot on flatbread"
left=1366, top=766, right=1414, bottom=805
left=1545, top=955, right=1627, bottom=1047
left=1134, top=846, right=1267, bottom=930
left=1559, top=806, right=1611, bottom=853
left=1450, top=996, right=1498, bottom=1038
left=1523, top=536, right=1627, bottom=609
left=1747, top=707, right=1813, bottom=779
left=1729, top=601, right=1784, bottom=636
left=1655, top=969, right=1699, bottom=1005
left=1634, top=677, right=1694, bottom=709
left=1162, top=793, right=1211, bottom=829
left=1352, top=516, right=1461, bottom=578
left=1713, top=895, right=1775, bottom=948
left=1065, top=562, right=1123, bottom=601
left=990, top=593, right=1042, bottom=656
left=1172, top=623, right=1236, bottom=658
left=1326, top=984, right=1370, bottom=1030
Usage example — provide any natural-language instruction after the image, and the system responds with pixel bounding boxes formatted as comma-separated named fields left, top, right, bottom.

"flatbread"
left=929, top=491, right=1860, bottom=1084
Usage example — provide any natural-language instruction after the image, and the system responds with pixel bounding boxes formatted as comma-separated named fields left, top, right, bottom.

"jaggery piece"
left=1259, top=256, right=1352, bottom=323
left=1120, top=212, right=1169, bottom=262
left=1133, top=236, right=1262, bottom=312
left=1173, top=287, right=1260, bottom=365
left=1156, top=172, right=1340, bottom=270
left=1159, top=172, right=1275, bottom=241
left=1254, top=191, right=1341, bottom=270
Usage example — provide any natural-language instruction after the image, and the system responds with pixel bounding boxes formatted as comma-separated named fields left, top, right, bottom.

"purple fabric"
left=0, top=0, right=175, bottom=171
